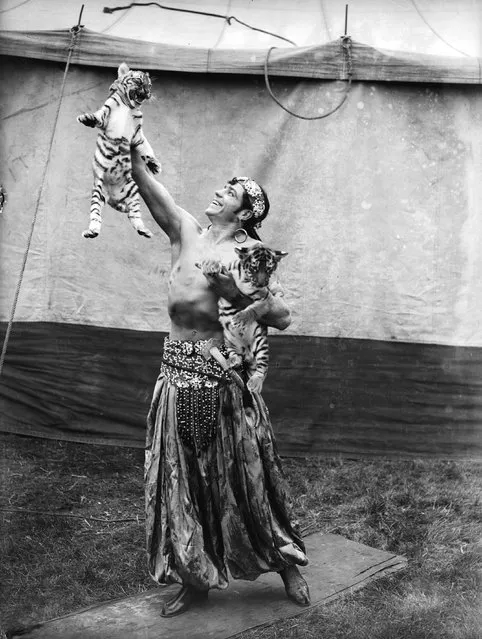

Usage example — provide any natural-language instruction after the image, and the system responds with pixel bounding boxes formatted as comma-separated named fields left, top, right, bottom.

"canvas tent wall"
left=1, top=0, right=482, bottom=459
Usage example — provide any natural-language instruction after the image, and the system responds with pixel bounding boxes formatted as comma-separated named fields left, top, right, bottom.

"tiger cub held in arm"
left=206, top=245, right=288, bottom=394
left=77, top=62, right=161, bottom=239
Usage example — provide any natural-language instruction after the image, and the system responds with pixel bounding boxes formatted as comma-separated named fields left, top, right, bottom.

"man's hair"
left=228, top=178, right=270, bottom=240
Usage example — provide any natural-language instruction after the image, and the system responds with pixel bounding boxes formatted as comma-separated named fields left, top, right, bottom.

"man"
left=132, top=148, right=310, bottom=617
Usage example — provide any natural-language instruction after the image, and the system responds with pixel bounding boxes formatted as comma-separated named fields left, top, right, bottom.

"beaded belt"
left=161, top=338, right=231, bottom=451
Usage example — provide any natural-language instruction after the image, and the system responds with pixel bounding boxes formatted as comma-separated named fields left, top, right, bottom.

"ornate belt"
left=160, top=338, right=230, bottom=389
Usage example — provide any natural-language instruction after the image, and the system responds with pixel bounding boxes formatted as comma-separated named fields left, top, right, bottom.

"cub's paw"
left=247, top=373, right=264, bottom=394
left=228, top=352, right=243, bottom=368
left=197, top=259, right=225, bottom=276
left=77, top=113, right=98, bottom=128
left=145, top=157, right=162, bottom=174
left=137, top=228, right=153, bottom=238
left=82, top=229, right=99, bottom=239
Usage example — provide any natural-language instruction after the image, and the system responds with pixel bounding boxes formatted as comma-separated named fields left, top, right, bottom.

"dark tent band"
left=1, top=322, right=480, bottom=459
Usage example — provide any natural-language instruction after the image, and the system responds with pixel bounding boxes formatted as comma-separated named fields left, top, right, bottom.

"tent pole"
left=77, top=4, right=85, bottom=28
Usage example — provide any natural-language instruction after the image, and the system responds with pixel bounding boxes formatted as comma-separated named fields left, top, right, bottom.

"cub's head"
left=235, top=245, right=288, bottom=288
left=110, top=62, right=152, bottom=108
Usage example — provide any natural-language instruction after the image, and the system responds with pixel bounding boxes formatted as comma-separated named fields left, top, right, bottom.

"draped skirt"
left=144, top=338, right=307, bottom=590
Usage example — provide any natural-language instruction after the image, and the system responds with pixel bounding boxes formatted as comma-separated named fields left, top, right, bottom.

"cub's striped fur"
left=218, top=245, right=288, bottom=393
left=77, top=62, right=161, bottom=239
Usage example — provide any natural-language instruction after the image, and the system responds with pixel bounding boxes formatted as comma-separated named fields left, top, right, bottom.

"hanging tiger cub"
left=200, top=245, right=288, bottom=394
left=77, top=62, right=161, bottom=239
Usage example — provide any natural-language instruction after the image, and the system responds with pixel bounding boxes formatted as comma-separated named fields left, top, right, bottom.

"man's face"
left=205, top=182, right=246, bottom=222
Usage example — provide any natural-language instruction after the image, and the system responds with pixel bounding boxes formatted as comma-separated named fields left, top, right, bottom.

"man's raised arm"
left=131, top=146, right=192, bottom=243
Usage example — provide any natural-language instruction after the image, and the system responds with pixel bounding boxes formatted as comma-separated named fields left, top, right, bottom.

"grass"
left=0, top=433, right=481, bottom=638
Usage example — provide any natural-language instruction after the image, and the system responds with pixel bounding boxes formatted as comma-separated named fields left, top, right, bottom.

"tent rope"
left=409, top=0, right=476, bottom=59
left=0, top=0, right=33, bottom=14
left=409, top=0, right=481, bottom=83
left=264, top=35, right=353, bottom=121
left=0, top=22, right=83, bottom=378
left=103, top=2, right=297, bottom=46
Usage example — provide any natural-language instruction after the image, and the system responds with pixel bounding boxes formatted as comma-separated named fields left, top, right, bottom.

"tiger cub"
left=77, top=62, right=161, bottom=239
left=219, top=245, right=288, bottom=394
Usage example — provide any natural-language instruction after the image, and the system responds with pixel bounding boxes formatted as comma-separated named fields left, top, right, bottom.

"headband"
left=233, top=177, right=266, bottom=219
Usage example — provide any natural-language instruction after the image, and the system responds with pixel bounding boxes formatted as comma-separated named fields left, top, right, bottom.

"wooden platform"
left=8, top=533, right=407, bottom=639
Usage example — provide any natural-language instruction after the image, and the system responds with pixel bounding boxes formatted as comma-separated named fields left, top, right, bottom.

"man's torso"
left=167, top=218, right=257, bottom=341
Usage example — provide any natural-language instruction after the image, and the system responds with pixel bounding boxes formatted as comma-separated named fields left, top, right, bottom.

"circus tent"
left=1, top=0, right=481, bottom=458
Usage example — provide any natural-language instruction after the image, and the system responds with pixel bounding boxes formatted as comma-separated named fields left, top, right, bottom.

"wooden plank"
left=7, top=533, right=407, bottom=639
left=0, top=29, right=480, bottom=84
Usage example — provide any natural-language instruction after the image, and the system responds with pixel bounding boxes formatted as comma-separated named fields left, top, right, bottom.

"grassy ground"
left=0, top=432, right=481, bottom=638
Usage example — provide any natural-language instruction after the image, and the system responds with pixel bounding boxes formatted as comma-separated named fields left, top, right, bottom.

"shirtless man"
left=132, top=148, right=310, bottom=617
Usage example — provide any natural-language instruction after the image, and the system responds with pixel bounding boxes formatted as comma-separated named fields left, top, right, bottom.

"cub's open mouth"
left=130, top=88, right=150, bottom=104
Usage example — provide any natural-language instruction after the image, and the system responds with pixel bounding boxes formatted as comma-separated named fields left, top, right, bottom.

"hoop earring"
left=234, top=228, right=248, bottom=243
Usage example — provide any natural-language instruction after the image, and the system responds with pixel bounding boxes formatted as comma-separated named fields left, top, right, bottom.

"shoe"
left=280, top=566, right=311, bottom=606
left=161, top=585, right=209, bottom=618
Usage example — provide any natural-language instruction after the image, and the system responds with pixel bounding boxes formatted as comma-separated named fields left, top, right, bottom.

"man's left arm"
left=204, top=269, right=291, bottom=331
left=252, top=289, right=291, bottom=330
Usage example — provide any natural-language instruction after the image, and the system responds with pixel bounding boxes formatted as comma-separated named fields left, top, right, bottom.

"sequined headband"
left=234, top=177, right=265, bottom=218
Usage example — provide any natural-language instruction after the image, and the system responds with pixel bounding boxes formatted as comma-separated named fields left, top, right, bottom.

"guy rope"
left=0, top=7, right=84, bottom=377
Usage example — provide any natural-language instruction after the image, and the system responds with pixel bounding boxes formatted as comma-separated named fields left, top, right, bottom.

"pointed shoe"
left=280, top=566, right=311, bottom=606
left=161, top=585, right=209, bottom=618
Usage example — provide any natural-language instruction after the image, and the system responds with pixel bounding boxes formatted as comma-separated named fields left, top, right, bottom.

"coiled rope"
left=0, top=20, right=83, bottom=377
left=264, top=35, right=353, bottom=120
